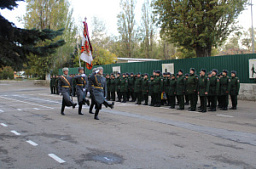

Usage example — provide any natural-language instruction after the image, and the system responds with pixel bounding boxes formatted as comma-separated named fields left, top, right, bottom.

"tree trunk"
left=195, top=46, right=212, bottom=57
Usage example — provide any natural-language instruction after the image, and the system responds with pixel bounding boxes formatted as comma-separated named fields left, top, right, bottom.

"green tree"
left=0, top=0, right=65, bottom=70
left=153, top=0, right=248, bottom=58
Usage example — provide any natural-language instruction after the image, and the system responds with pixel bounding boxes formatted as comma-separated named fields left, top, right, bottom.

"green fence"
left=59, top=53, right=256, bottom=83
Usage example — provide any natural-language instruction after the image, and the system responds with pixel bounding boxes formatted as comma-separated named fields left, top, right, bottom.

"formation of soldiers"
left=51, top=68, right=240, bottom=114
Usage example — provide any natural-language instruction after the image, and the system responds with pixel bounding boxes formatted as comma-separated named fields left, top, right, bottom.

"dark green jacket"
left=149, top=80, right=154, bottom=96
left=109, top=78, right=116, bottom=92
left=198, top=75, right=210, bottom=96
left=219, top=75, right=230, bottom=95
left=106, top=78, right=111, bottom=92
left=153, top=76, right=162, bottom=93
left=163, top=77, right=170, bottom=93
left=168, top=78, right=176, bottom=96
left=115, top=76, right=121, bottom=92
left=176, top=76, right=185, bottom=96
left=186, top=74, right=198, bottom=95
left=142, top=78, right=149, bottom=94
left=128, top=76, right=135, bottom=91
left=134, top=77, right=142, bottom=93
left=208, top=75, right=220, bottom=96
left=230, top=76, right=240, bottom=95
left=120, top=77, right=128, bottom=92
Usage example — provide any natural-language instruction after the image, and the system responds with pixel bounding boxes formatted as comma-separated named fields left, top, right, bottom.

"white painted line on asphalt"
left=104, top=157, right=111, bottom=161
left=11, top=130, right=21, bottom=135
left=0, top=123, right=8, bottom=127
left=216, top=114, right=234, bottom=118
left=190, top=111, right=200, bottom=114
left=0, top=96, right=54, bottom=109
left=48, top=154, right=65, bottom=163
left=0, top=109, right=4, bottom=113
left=17, top=109, right=22, bottom=111
left=15, top=95, right=60, bottom=104
left=33, top=108, right=39, bottom=110
left=26, top=140, right=38, bottom=146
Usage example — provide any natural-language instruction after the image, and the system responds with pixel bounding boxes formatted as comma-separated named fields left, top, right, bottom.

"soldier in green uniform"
left=217, top=73, right=222, bottom=108
left=184, top=73, right=190, bottom=105
left=106, top=74, right=111, bottom=100
left=50, top=75, right=54, bottom=94
left=109, top=74, right=116, bottom=101
left=153, top=70, right=162, bottom=107
left=142, top=73, right=149, bottom=105
left=198, top=69, right=210, bottom=113
left=126, top=73, right=130, bottom=101
left=208, top=69, right=219, bottom=111
left=120, top=73, right=128, bottom=103
left=115, top=73, right=121, bottom=102
left=176, top=70, right=185, bottom=110
left=207, top=71, right=212, bottom=107
left=219, top=70, right=230, bottom=110
left=186, top=68, right=198, bottom=111
left=149, top=75, right=155, bottom=106
left=128, top=73, right=135, bottom=102
left=168, top=74, right=176, bottom=109
left=52, top=75, right=56, bottom=94
left=163, top=72, right=171, bottom=106
left=55, top=75, right=59, bottom=95
left=134, top=72, right=143, bottom=104
left=230, top=71, right=240, bottom=110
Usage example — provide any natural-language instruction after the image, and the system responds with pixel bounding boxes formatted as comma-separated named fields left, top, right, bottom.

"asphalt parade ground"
left=0, top=81, right=256, bottom=169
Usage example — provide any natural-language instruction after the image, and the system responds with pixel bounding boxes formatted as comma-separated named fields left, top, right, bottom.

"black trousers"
left=185, top=95, right=189, bottom=103
left=143, top=93, right=148, bottom=104
left=200, top=96, right=207, bottom=111
left=220, top=95, right=229, bottom=108
left=177, top=95, right=184, bottom=109
left=135, top=92, right=142, bottom=103
left=121, top=92, right=127, bottom=102
left=117, top=91, right=121, bottom=101
left=230, top=95, right=238, bottom=108
left=107, top=91, right=111, bottom=100
left=188, top=94, right=198, bottom=110
left=169, top=95, right=175, bottom=108
left=61, top=91, right=75, bottom=113
left=153, top=92, right=161, bottom=106
left=208, top=95, right=217, bottom=109
left=150, top=94, right=155, bottom=105
left=110, top=91, right=115, bottom=101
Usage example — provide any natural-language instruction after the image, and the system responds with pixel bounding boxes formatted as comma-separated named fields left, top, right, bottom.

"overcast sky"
left=1, top=0, right=255, bottom=37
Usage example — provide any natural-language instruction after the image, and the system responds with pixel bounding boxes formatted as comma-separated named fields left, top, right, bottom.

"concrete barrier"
left=238, top=83, right=256, bottom=101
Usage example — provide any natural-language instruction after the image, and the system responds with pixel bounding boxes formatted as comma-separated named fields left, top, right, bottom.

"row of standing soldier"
left=104, top=68, right=240, bottom=113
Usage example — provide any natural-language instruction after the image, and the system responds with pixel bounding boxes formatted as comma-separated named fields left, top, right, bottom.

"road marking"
left=17, top=109, right=22, bottom=111
left=216, top=114, right=234, bottom=118
left=0, top=123, right=8, bottom=127
left=26, top=140, right=38, bottom=146
left=11, top=130, right=21, bottom=135
left=0, top=109, right=4, bottom=113
left=104, top=157, right=111, bottom=161
left=48, top=154, right=65, bottom=163
left=15, top=95, right=60, bottom=104
left=33, top=108, right=39, bottom=110
left=0, top=96, right=54, bottom=109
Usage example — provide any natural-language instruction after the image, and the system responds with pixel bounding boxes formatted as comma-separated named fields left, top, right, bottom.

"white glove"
left=59, top=93, right=62, bottom=96
left=83, top=88, right=86, bottom=92
left=81, top=74, right=86, bottom=77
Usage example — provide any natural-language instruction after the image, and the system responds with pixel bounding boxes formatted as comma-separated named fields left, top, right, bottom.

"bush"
left=0, top=66, right=14, bottom=80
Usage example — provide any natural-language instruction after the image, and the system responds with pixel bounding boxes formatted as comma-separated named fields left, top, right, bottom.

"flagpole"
left=77, top=38, right=81, bottom=67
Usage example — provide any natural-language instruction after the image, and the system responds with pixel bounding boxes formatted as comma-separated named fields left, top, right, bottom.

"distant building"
left=116, top=57, right=160, bottom=63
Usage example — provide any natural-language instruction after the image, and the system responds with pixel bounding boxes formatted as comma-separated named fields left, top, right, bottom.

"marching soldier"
left=89, top=68, right=98, bottom=114
left=198, top=69, right=210, bottom=113
left=128, top=73, right=135, bottom=102
left=120, top=73, right=128, bottom=103
left=168, top=74, right=176, bottom=109
left=134, top=72, right=143, bottom=105
left=219, top=70, right=230, bottom=110
left=109, top=74, right=116, bottom=101
left=208, top=69, right=219, bottom=111
left=115, top=73, right=121, bottom=102
left=176, top=70, right=185, bottom=110
left=142, top=73, right=149, bottom=105
left=153, top=70, right=162, bottom=107
left=230, top=71, right=240, bottom=110
left=58, top=68, right=77, bottom=115
left=74, top=67, right=90, bottom=115
left=89, top=67, right=114, bottom=120
left=186, top=68, right=198, bottom=111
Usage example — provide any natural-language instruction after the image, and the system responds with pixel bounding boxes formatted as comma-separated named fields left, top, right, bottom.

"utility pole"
left=251, top=0, right=254, bottom=53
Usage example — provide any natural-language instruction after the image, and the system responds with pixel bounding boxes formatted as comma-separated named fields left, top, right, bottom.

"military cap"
left=111, top=73, right=114, bottom=76
left=185, top=73, right=189, bottom=76
left=208, top=71, right=212, bottom=75
left=62, top=67, right=69, bottom=72
left=156, top=70, right=161, bottom=74
left=122, top=73, right=126, bottom=75
left=178, top=69, right=183, bottom=73
left=78, top=67, right=84, bottom=71
left=117, top=72, right=121, bottom=75
left=167, top=72, right=171, bottom=75
left=190, top=68, right=195, bottom=72
left=144, top=73, right=148, bottom=76
left=130, top=72, right=134, bottom=75
left=163, top=72, right=167, bottom=75
left=231, top=70, right=237, bottom=74
left=150, top=75, right=154, bottom=78
left=212, top=69, right=218, bottom=73
left=222, top=69, right=228, bottom=73
left=98, top=67, right=103, bottom=70
left=92, top=68, right=97, bottom=73
left=137, top=72, right=141, bottom=75
left=176, top=73, right=179, bottom=76
left=200, top=69, right=206, bottom=73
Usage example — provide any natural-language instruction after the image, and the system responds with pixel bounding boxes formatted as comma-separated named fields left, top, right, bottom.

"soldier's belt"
left=76, top=84, right=84, bottom=86
left=92, top=85, right=103, bottom=89
left=62, top=86, right=70, bottom=88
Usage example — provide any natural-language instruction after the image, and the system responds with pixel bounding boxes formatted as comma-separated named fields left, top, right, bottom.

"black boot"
left=61, top=104, right=65, bottom=116
left=72, top=101, right=77, bottom=109
left=94, top=109, right=99, bottom=120
left=78, top=103, right=84, bottom=115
